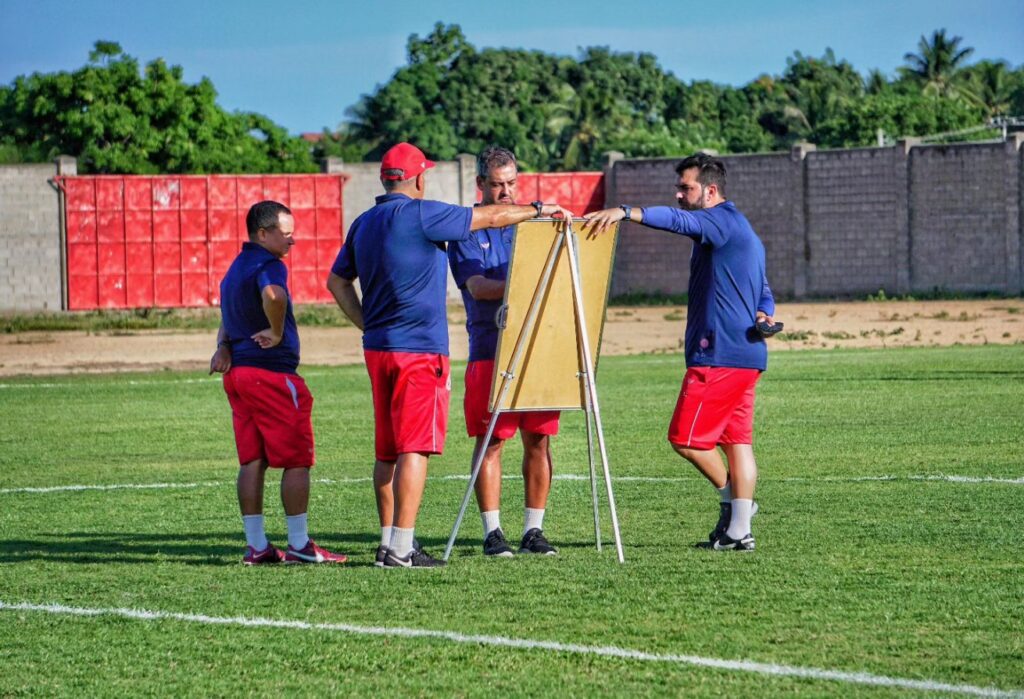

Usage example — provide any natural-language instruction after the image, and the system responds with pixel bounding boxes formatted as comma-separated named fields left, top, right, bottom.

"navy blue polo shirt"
left=332, top=193, right=473, bottom=355
left=641, top=201, right=775, bottom=371
left=219, top=242, right=300, bottom=374
left=448, top=225, right=513, bottom=362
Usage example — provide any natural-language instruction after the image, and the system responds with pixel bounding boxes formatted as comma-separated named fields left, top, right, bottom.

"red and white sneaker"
left=242, top=543, right=285, bottom=566
left=284, top=539, right=348, bottom=565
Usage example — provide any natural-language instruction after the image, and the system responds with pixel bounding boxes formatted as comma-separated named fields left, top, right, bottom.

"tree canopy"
left=343, top=23, right=1023, bottom=170
left=0, top=41, right=317, bottom=173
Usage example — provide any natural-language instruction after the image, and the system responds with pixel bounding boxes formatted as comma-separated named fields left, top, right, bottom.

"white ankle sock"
left=242, top=514, right=268, bottom=551
left=523, top=508, right=545, bottom=536
left=389, top=527, right=415, bottom=557
left=286, top=513, right=309, bottom=551
left=380, top=526, right=393, bottom=547
left=726, top=498, right=753, bottom=539
left=717, top=481, right=732, bottom=502
left=481, top=510, right=501, bottom=537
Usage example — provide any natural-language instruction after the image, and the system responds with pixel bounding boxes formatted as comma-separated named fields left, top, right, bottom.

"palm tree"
left=963, top=60, right=1013, bottom=117
left=900, top=29, right=974, bottom=99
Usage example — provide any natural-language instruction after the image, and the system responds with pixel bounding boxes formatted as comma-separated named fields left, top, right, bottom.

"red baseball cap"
left=380, top=142, right=436, bottom=180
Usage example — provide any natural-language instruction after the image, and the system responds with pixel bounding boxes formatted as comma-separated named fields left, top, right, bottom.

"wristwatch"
left=620, top=205, right=632, bottom=221
left=531, top=200, right=544, bottom=217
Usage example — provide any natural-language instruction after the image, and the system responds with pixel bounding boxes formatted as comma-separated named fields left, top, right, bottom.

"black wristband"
left=620, top=205, right=632, bottom=221
left=531, top=200, right=543, bottom=217
left=217, top=340, right=231, bottom=349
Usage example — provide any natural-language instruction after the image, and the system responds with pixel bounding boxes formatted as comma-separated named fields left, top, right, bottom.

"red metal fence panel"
left=57, top=174, right=348, bottom=310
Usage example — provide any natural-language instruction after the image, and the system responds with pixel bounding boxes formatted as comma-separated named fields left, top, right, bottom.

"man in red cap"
left=327, top=142, right=574, bottom=567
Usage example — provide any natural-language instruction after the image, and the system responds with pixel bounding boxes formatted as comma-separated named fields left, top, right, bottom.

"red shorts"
left=667, top=366, right=760, bottom=450
left=365, top=350, right=450, bottom=462
left=464, top=360, right=560, bottom=440
left=223, top=366, right=315, bottom=468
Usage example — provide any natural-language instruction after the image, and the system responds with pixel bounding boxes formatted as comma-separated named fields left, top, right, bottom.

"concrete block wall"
left=805, top=146, right=902, bottom=296
left=909, top=142, right=1012, bottom=292
left=607, top=138, right=1024, bottom=299
left=0, top=163, right=63, bottom=311
left=3, top=141, right=1022, bottom=312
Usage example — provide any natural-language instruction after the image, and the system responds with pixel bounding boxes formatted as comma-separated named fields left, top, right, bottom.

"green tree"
left=899, top=29, right=974, bottom=99
left=0, top=41, right=316, bottom=173
left=962, top=60, right=1015, bottom=117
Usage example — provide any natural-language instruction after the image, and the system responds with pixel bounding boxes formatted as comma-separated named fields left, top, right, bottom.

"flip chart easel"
left=443, top=219, right=624, bottom=563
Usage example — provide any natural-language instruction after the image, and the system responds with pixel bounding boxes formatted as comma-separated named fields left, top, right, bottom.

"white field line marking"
left=2, top=473, right=1022, bottom=496
left=0, top=601, right=1019, bottom=698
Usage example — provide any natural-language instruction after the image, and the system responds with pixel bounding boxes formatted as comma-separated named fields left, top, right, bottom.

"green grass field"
left=1, top=345, right=1022, bottom=697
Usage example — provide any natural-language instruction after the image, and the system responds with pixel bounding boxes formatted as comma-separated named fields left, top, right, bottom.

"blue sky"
left=2, top=0, right=1021, bottom=135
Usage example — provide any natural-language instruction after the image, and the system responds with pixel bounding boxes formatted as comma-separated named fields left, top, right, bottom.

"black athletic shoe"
left=382, top=546, right=446, bottom=568
left=709, top=502, right=732, bottom=544
left=708, top=501, right=759, bottom=544
left=519, top=528, right=557, bottom=555
left=374, top=544, right=387, bottom=567
left=713, top=532, right=755, bottom=551
left=483, top=528, right=515, bottom=557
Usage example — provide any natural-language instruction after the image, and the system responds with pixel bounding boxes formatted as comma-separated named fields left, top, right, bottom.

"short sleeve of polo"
left=448, top=236, right=486, bottom=288
left=331, top=239, right=357, bottom=280
left=419, top=200, right=472, bottom=243
left=257, top=258, right=289, bottom=291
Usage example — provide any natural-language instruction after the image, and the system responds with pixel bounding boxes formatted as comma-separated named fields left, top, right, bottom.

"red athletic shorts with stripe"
left=667, top=366, right=761, bottom=450
left=223, top=366, right=315, bottom=468
left=464, top=360, right=560, bottom=440
left=365, top=350, right=451, bottom=462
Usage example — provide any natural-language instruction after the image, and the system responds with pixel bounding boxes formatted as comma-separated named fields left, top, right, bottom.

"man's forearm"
left=470, top=204, right=538, bottom=231
left=638, top=206, right=702, bottom=237
left=327, top=274, right=364, bottom=330
left=470, top=202, right=571, bottom=231
left=261, top=285, right=287, bottom=337
left=466, top=275, right=505, bottom=301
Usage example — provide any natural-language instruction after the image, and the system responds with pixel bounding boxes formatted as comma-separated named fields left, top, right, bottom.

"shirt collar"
left=375, top=192, right=412, bottom=205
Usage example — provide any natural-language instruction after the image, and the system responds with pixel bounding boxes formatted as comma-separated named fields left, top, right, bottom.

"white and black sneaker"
left=374, top=544, right=388, bottom=567
left=519, top=528, right=557, bottom=555
left=382, top=545, right=446, bottom=568
left=483, top=528, right=515, bottom=557
left=708, top=501, right=759, bottom=544
left=713, top=532, right=755, bottom=551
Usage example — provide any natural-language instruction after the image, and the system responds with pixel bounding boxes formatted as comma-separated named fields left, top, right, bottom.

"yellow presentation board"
left=489, top=219, right=619, bottom=412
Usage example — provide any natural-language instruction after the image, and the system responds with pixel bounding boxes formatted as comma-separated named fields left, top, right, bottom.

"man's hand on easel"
left=539, top=203, right=575, bottom=227
left=580, top=207, right=625, bottom=237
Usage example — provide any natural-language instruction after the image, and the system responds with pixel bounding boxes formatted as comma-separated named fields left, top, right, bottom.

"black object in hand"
left=755, top=320, right=784, bottom=338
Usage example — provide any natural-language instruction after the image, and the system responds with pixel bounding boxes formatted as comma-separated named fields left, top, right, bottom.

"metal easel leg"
left=565, top=225, right=625, bottom=563
left=583, top=391, right=602, bottom=551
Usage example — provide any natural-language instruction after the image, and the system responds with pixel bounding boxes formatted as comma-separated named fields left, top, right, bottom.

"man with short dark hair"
left=210, top=200, right=347, bottom=566
left=447, top=145, right=560, bottom=557
left=585, top=153, right=777, bottom=552
left=327, top=142, right=573, bottom=568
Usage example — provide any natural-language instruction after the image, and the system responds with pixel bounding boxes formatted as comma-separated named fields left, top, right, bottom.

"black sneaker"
left=713, top=532, right=755, bottom=551
left=519, top=528, right=557, bottom=555
left=709, top=502, right=732, bottom=544
left=709, top=500, right=759, bottom=543
left=483, top=528, right=514, bottom=557
left=374, top=544, right=387, bottom=567
left=382, top=546, right=446, bottom=568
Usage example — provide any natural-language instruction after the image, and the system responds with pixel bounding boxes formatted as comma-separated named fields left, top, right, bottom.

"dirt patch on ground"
left=1, top=300, right=1021, bottom=377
